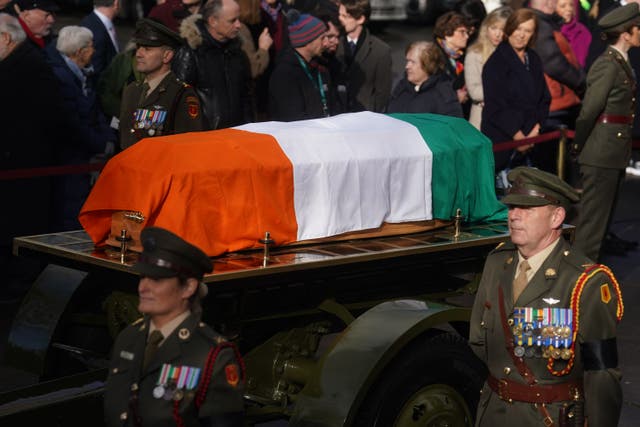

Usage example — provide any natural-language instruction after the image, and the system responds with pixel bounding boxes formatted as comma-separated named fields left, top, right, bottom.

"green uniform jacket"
left=119, top=71, right=204, bottom=150
left=469, top=238, right=623, bottom=427
left=573, top=46, right=636, bottom=169
left=104, top=313, right=245, bottom=427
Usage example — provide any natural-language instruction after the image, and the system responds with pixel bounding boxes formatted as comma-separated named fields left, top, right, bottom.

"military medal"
left=153, top=364, right=171, bottom=399
left=148, top=128, right=156, bottom=136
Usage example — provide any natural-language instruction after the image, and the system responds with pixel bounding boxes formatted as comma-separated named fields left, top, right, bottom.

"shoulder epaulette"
left=492, top=240, right=515, bottom=254
left=132, top=317, right=144, bottom=326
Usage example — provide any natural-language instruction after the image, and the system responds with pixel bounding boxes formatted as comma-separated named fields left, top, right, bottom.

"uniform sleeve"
left=198, top=346, right=245, bottom=426
left=173, top=87, right=204, bottom=134
left=469, top=258, right=492, bottom=364
left=577, top=269, right=623, bottom=427
left=573, top=58, right=616, bottom=150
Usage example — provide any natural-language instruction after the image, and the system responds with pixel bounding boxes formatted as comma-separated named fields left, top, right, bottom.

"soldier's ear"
left=181, top=277, right=199, bottom=300
left=163, top=48, right=175, bottom=64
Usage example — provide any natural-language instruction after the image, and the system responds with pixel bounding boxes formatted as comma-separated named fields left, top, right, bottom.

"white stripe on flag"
left=236, top=112, right=432, bottom=241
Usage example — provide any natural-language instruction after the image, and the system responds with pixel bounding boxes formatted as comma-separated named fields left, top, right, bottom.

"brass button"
left=120, top=412, right=128, bottom=420
left=112, top=367, right=118, bottom=374
left=130, top=129, right=135, bottom=134
left=617, top=132, right=623, bottom=138
left=480, top=321, right=485, bottom=327
left=131, top=383, right=139, bottom=391
left=504, top=367, right=511, bottom=375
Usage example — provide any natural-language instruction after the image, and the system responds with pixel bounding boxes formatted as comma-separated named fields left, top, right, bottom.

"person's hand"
left=258, top=28, right=273, bottom=51
left=456, top=87, right=469, bottom=104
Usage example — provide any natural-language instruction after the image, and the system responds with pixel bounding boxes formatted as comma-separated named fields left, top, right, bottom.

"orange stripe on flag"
left=79, top=129, right=298, bottom=256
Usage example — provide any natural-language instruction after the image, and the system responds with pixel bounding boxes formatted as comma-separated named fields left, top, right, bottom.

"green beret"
left=501, top=167, right=580, bottom=209
left=599, top=3, right=640, bottom=33
left=133, top=18, right=184, bottom=49
left=133, top=227, right=212, bottom=280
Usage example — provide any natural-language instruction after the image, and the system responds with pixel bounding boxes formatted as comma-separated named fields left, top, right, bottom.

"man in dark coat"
left=173, top=0, right=253, bottom=130
left=119, top=18, right=203, bottom=149
left=80, top=0, right=120, bottom=88
left=470, top=166, right=623, bottom=427
left=336, top=0, right=391, bottom=112
left=268, top=9, right=335, bottom=120
left=104, top=226, right=245, bottom=427
left=46, top=25, right=115, bottom=230
left=572, top=3, right=640, bottom=262
left=0, top=12, right=64, bottom=297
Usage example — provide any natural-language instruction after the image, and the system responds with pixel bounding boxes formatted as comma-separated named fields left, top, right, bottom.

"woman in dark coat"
left=387, top=40, right=463, bottom=117
left=481, top=8, right=550, bottom=174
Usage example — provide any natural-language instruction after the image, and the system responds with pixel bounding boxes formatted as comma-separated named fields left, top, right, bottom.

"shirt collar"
left=149, top=310, right=191, bottom=345
left=145, top=70, right=171, bottom=95
left=517, top=238, right=560, bottom=281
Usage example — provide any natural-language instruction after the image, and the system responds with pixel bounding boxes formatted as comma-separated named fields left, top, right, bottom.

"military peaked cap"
left=501, top=167, right=580, bottom=209
left=599, top=3, right=640, bottom=33
left=133, top=18, right=184, bottom=48
left=133, top=227, right=213, bottom=280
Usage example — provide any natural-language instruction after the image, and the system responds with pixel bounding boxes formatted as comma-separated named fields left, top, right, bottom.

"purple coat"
left=561, top=18, right=592, bottom=68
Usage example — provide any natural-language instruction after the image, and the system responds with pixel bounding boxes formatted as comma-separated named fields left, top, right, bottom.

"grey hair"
left=56, top=26, right=94, bottom=56
left=0, top=13, right=27, bottom=45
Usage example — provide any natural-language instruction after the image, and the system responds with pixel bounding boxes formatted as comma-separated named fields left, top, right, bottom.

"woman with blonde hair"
left=464, top=6, right=512, bottom=129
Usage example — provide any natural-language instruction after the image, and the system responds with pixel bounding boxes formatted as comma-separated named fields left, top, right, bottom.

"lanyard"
left=295, top=52, right=329, bottom=117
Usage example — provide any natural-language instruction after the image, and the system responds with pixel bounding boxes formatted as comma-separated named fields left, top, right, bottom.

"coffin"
left=79, top=112, right=506, bottom=256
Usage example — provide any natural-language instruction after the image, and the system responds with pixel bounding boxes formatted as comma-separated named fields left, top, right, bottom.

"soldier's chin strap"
left=581, top=337, right=619, bottom=370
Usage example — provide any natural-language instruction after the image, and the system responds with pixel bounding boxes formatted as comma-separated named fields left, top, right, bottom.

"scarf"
left=436, top=37, right=464, bottom=75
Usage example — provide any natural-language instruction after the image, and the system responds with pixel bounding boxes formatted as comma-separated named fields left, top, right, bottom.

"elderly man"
left=469, top=166, right=623, bottom=427
left=173, top=0, right=252, bottom=130
left=119, top=18, right=203, bottom=149
left=46, top=25, right=115, bottom=231
left=13, top=0, right=58, bottom=49
left=104, top=226, right=245, bottom=427
left=268, top=9, right=335, bottom=121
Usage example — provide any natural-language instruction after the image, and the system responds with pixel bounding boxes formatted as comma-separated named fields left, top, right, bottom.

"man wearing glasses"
left=12, top=0, right=57, bottom=50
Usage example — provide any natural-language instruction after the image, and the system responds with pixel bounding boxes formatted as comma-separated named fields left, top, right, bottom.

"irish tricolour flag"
left=79, top=112, right=505, bottom=256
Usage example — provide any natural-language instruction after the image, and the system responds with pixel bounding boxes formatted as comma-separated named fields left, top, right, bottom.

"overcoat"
left=336, top=27, right=392, bottom=113
left=481, top=41, right=550, bottom=171
left=119, top=71, right=203, bottom=150
left=386, top=73, right=463, bottom=117
left=469, top=238, right=623, bottom=427
left=104, top=313, right=245, bottom=427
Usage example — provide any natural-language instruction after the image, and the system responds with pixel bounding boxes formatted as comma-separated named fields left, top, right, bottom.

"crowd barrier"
left=1, top=129, right=639, bottom=182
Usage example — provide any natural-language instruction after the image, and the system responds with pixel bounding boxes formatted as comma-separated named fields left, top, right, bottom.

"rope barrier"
left=0, top=129, right=638, bottom=181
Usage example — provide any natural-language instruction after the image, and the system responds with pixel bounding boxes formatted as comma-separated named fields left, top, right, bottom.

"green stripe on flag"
left=389, top=113, right=507, bottom=223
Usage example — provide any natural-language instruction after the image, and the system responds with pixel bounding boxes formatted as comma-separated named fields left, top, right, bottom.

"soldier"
left=469, top=167, right=624, bottom=427
left=104, top=226, right=245, bottom=427
left=119, top=18, right=203, bottom=150
left=571, top=3, right=640, bottom=262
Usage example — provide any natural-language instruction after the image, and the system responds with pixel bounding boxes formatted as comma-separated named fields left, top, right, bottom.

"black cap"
left=599, top=3, right=640, bottom=32
left=15, top=0, right=59, bottom=12
left=501, top=167, right=580, bottom=209
left=133, top=227, right=212, bottom=280
left=133, top=18, right=183, bottom=48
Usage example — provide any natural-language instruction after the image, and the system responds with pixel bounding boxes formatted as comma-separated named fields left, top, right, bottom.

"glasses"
left=454, top=28, right=472, bottom=37
left=325, top=34, right=339, bottom=40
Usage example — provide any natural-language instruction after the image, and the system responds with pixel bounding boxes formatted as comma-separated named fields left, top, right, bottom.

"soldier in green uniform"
left=104, top=227, right=245, bottom=427
left=572, top=3, right=640, bottom=262
left=119, top=18, right=203, bottom=150
left=470, top=167, right=624, bottom=427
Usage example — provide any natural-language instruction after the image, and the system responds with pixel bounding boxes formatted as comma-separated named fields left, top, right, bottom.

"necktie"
left=138, top=82, right=150, bottom=105
left=513, top=260, right=531, bottom=303
left=143, top=330, right=163, bottom=370
left=348, top=40, right=357, bottom=55
left=108, top=23, right=119, bottom=53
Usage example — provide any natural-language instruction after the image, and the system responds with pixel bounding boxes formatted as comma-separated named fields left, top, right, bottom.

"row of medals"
left=134, top=108, right=167, bottom=137
left=153, top=363, right=200, bottom=401
left=509, top=307, right=574, bottom=360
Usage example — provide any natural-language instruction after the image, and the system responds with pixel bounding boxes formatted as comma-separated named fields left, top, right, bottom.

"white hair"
left=0, top=13, right=27, bottom=45
left=56, top=26, right=94, bottom=56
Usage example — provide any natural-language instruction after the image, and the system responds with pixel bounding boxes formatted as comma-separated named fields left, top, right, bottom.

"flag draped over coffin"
left=79, top=112, right=506, bottom=257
